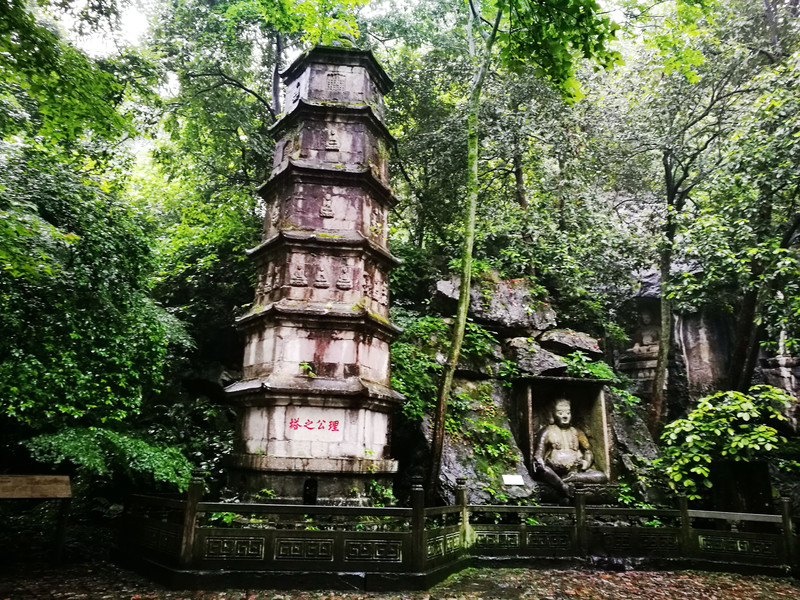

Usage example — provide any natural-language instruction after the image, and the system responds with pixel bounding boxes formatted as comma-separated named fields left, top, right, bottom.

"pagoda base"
left=227, top=453, right=398, bottom=504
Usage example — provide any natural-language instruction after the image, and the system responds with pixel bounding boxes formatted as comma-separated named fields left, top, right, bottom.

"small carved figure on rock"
left=314, top=266, right=329, bottom=288
left=630, top=310, right=659, bottom=357
left=320, top=193, right=335, bottom=218
left=290, top=263, right=307, bottom=287
left=336, top=267, right=352, bottom=290
left=533, top=398, right=607, bottom=496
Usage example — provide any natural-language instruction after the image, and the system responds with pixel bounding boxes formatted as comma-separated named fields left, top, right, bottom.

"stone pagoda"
left=225, top=46, right=402, bottom=503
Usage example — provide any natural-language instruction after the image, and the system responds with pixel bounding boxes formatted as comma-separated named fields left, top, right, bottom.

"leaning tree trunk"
left=649, top=152, right=683, bottom=437
left=427, top=9, right=503, bottom=500
left=734, top=211, right=800, bottom=391
left=649, top=239, right=672, bottom=436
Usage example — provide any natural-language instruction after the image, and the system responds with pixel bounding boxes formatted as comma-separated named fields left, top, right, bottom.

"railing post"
left=574, top=488, right=587, bottom=556
left=679, top=494, right=693, bottom=556
left=179, top=469, right=205, bottom=567
left=411, top=476, right=426, bottom=572
left=456, top=477, right=470, bottom=551
left=780, top=497, right=795, bottom=567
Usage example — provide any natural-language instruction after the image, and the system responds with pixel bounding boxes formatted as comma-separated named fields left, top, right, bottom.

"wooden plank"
left=585, top=507, right=681, bottom=517
left=0, top=475, right=71, bottom=499
left=687, top=509, right=782, bottom=523
left=196, top=502, right=411, bottom=518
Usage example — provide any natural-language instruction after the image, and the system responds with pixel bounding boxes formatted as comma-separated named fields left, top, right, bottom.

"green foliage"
left=466, top=418, right=516, bottom=465
left=24, top=427, right=192, bottom=490
left=609, top=386, right=642, bottom=418
left=299, top=362, right=317, bottom=377
left=365, top=478, right=397, bottom=507
left=562, top=351, right=617, bottom=381
left=660, top=385, right=793, bottom=500
left=391, top=311, right=501, bottom=423
left=390, top=312, right=447, bottom=422
left=495, top=0, right=622, bottom=98
left=0, top=145, right=189, bottom=432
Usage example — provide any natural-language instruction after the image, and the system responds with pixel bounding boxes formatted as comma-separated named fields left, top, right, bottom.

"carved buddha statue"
left=533, top=398, right=607, bottom=495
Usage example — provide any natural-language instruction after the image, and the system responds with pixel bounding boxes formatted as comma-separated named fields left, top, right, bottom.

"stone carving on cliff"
left=533, top=399, right=607, bottom=496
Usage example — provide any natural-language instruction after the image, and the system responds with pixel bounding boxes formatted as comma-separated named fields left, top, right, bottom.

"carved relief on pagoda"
left=360, top=261, right=389, bottom=316
left=262, top=196, right=284, bottom=238
left=336, top=266, right=353, bottom=290
left=271, top=127, right=302, bottom=175
left=310, top=64, right=365, bottom=104
left=282, top=76, right=307, bottom=115
left=368, top=201, right=388, bottom=246
left=279, top=184, right=362, bottom=231
left=289, top=255, right=308, bottom=288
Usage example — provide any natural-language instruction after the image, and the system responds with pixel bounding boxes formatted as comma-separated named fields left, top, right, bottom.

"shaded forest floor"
left=3, top=561, right=800, bottom=600
left=2, top=515, right=800, bottom=599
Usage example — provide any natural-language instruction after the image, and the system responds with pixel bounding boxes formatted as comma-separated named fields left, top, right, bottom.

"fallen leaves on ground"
left=1, top=564, right=799, bottom=600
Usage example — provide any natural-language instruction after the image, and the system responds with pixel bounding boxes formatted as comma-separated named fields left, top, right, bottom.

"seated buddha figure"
left=533, top=398, right=607, bottom=493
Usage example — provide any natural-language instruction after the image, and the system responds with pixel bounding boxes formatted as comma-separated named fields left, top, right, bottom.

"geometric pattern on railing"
left=427, top=536, right=444, bottom=558
left=640, top=532, right=680, bottom=552
left=140, top=524, right=181, bottom=555
left=475, top=531, right=520, bottom=548
left=205, top=537, right=265, bottom=559
left=275, top=538, right=334, bottom=561
left=527, top=530, right=571, bottom=550
left=446, top=532, right=461, bottom=553
left=427, top=532, right=462, bottom=558
left=698, top=535, right=778, bottom=557
left=344, top=540, right=402, bottom=562
left=595, top=530, right=680, bottom=554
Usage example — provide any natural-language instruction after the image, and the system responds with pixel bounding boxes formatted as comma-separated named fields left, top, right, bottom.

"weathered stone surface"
left=504, top=337, right=567, bottom=376
left=608, top=396, right=663, bottom=504
left=674, top=312, right=731, bottom=400
left=540, top=329, right=602, bottom=358
left=226, top=47, right=402, bottom=501
left=633, top=268, right=661, bottom=299
left=762, top=356, right=800, bottom=432
left=428, top=379, right=538, bottom=504
left=455, top=341, right=505, bottom=379
left=434, top=277, right=557, bottom=334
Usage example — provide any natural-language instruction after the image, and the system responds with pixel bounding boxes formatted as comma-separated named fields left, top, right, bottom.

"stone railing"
left=118, top=475, right=797, bottom=590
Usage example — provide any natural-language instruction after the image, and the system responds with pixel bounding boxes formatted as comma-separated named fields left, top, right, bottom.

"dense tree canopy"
left=0, top=0, right=798, bottom=499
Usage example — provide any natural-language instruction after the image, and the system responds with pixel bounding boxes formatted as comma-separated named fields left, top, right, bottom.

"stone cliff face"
left=401, top=276, right=657, bottom=504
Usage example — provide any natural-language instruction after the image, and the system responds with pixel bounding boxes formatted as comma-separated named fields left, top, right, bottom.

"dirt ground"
left=2, top=560, right=800, bottom=600
left=2, top=517, right=800, bottom=600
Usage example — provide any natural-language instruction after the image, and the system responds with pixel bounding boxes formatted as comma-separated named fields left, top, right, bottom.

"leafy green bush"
left=390, top=310, right=500, bottom=423
left=562, top=350, right=617, bottom=380
left=660, top=385, right=793, bottom=500
left=24, top=427, right=192, bottom=490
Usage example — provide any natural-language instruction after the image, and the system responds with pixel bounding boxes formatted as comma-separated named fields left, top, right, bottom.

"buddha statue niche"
left=533, top=398, right=607, bottom=496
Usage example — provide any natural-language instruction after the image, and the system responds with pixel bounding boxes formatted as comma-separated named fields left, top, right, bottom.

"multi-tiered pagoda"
left=225, top=46, right=402, bottom=503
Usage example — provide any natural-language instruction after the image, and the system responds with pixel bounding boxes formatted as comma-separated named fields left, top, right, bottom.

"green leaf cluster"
left=23, top=427, right=192, bottom=490
left=562, top=350, right=617, bottom=381
left=660, top=385, right=793, bottom=500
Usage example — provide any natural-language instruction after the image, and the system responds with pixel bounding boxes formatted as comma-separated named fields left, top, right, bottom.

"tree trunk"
left=427, top=8, right=503, bottom=501
left=734, top=211, right=800, bottom=390
left=513, top=146, right=528, bottom=208
left=762, top=0, right=783, bottom=57
left=649, top=151, right=680, bottom=437
left=272, top=34, right=283, bottom=116
left=649, top=239, right=672, bottom=436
